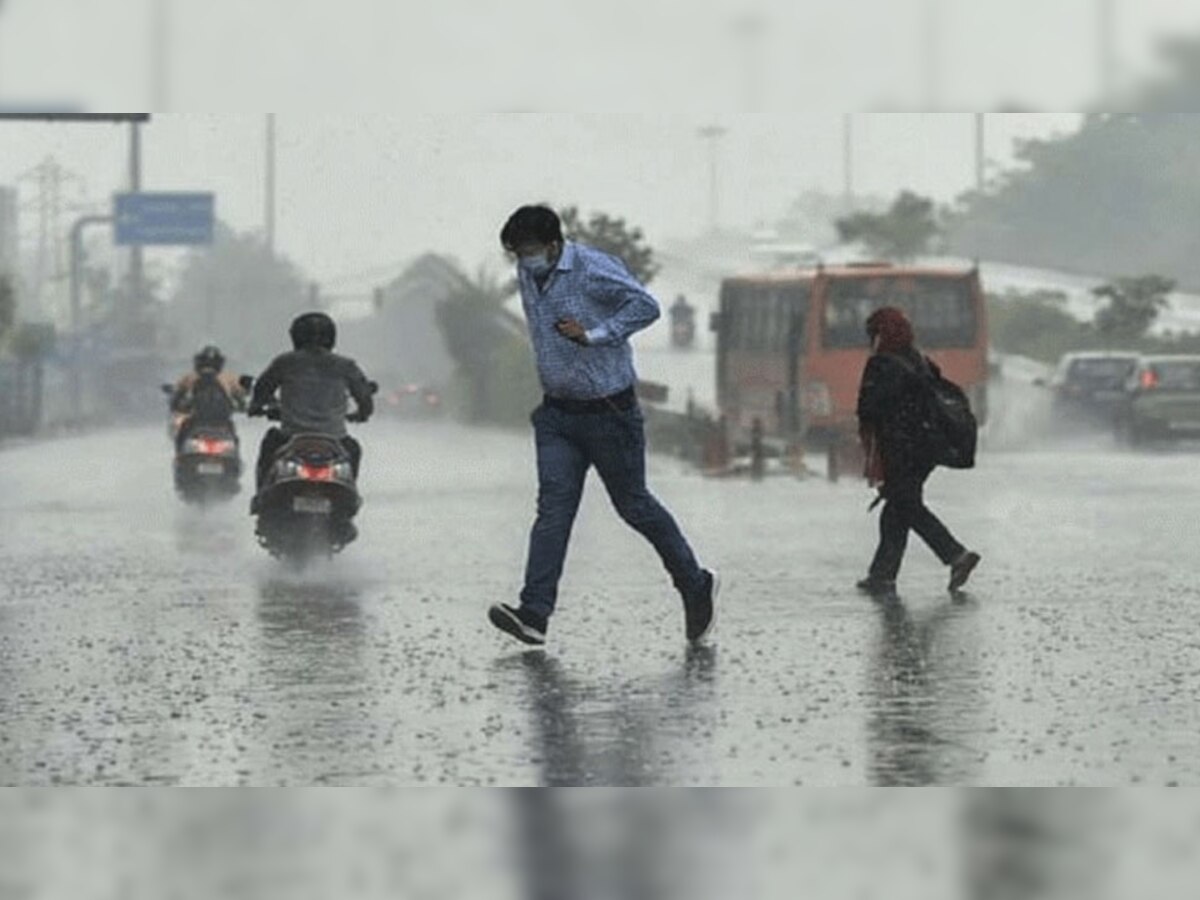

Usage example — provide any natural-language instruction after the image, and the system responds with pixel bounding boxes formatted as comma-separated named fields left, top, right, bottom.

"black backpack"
left=888, top=353, right=978, bottom=470
left=190, top=371, right=234, bottom=424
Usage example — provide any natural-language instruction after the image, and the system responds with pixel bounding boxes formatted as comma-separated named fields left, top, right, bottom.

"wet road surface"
left=1, top=419, right=1199, bottom=785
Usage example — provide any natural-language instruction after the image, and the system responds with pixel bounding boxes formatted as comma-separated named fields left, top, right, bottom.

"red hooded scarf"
left=865, top=306, right=914, bottom=354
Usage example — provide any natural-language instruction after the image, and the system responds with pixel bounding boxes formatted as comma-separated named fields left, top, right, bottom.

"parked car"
left=1115, top=355, right=1200, bottom=446
left=1041, top=351, right=1139, bottom=424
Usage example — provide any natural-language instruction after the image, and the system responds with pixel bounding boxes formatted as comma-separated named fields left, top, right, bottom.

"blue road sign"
left=114, top=192, right=214, bottom=246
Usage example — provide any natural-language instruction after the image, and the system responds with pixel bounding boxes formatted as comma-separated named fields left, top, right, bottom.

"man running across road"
left=488, top=205, right=719, bottom=648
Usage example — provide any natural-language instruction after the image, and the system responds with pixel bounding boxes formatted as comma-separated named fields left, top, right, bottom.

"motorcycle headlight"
left=332, top=462, right=353, bottom=480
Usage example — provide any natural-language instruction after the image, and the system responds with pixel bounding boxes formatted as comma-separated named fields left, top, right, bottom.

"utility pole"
left=1, top=114, right=152, bottom=332
left=265, top=113, right=277, bottom=256
left=842, top=114, right=855, bottom=211
left=17, top=157, right=86, bottom=318
left=697, top=125, right=728, bottom=234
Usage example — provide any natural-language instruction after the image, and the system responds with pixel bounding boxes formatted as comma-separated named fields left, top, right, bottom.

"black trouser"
left=869, top=469, right=965, bottom=582
left=255, top=428, right=362, bottom=493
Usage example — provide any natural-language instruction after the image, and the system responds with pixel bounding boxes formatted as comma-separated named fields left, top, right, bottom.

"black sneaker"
left=856, top=577, right=897, bottom=597
left=685, top=569, right=720, bottom=644
left=488, top=603, right=547, bottom=647
left=948, top=551, right=981, bottom=593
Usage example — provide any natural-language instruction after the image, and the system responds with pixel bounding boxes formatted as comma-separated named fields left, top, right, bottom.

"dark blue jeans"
left=520, top=403, right=705, bottom=620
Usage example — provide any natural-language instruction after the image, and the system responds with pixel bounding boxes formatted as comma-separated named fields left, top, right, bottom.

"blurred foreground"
left=1, top=790, right=1199, bottom=899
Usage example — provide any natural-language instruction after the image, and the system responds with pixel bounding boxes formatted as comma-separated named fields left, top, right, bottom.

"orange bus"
left=713, top=263, right=989, bottom=467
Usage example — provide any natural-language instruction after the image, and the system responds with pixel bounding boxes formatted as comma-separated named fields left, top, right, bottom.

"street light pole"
left=697, top=125, right=728, bottom=233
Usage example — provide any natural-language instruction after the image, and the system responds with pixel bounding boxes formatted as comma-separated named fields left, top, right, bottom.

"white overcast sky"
left=0, top=0, right=1196, bottom=286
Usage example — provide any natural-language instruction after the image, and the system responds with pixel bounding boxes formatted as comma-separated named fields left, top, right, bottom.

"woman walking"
left=856, top=306, right=981, bottom=596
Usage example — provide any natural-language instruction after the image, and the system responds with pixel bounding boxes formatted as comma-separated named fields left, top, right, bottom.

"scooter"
left=251, top=399, right=372, bottom=564
left=161, top=375, right=253, bottom=504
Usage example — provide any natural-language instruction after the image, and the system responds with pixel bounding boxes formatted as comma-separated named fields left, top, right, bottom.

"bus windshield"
left=722, top=282, right=810, bottom=353
left=822, top=275, right=977, bottom=349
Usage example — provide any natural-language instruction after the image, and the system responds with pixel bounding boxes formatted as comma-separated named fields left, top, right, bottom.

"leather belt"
left=543, top=386, right=637, bottom=414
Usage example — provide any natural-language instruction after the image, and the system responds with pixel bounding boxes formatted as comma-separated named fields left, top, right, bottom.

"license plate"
left=293, top=496, right=332, bottom=514
left=196, top=462, right=225, bottom=476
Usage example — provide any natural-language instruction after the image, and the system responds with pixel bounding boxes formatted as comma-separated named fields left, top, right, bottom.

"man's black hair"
left=500, top=205, right=564, bottom=250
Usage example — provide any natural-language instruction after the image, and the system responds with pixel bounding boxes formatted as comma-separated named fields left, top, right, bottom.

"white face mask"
left=519, top=253, right=554, bottom=277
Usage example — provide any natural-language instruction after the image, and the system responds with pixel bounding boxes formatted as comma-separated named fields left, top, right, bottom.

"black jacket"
left=857, top=347, right=939, bottom=480
left=251, top=347, right=373, bottom=437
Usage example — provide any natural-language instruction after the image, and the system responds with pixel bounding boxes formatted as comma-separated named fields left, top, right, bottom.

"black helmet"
left=289, top=312, right=336, bottom=351
left=193, top=345, right=225, bottom=372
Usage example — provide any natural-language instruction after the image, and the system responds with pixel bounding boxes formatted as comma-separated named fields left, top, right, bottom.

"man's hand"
left=555, top=318, right=590, bottom=345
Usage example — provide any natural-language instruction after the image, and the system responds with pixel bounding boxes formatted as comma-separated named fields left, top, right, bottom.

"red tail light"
left=298, top=464, right=334, bottom=482
left=1140, top=369, right=1159, bottom=390
left=198, top=438, right=234, bottom=455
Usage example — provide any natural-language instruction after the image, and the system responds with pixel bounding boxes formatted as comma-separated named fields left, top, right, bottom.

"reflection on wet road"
left=866, top=597, right=983, bottom=786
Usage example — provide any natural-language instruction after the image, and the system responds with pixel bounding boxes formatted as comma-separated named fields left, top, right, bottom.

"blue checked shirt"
left=517, top=241, right=661, bottom=400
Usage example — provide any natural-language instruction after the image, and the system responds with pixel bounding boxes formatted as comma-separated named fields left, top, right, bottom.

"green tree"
left=835, top=191, right=941, bottom=261
left=1093, top=274, right=1174, bottom=342
left=561, top=206, right=660, bottom=285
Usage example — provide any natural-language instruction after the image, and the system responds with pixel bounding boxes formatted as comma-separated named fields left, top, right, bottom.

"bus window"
left=720, top=283, right=743, bottom=349
left=722, top=281, right=810, bottom=353
left=737, top=286, right=771, bottom=352
left=822, top=276, right=976, bottom=349
left=775, top=285, right=809, bottom=352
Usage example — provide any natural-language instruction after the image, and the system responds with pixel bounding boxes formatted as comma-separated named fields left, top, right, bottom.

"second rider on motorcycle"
left=248, top=312, right=375, bottom=515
